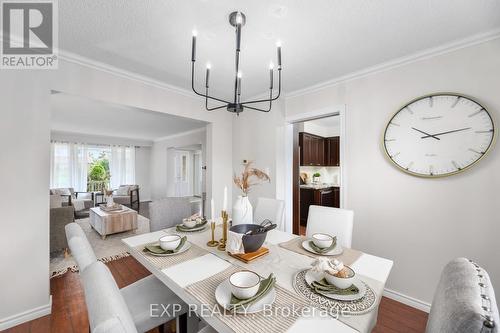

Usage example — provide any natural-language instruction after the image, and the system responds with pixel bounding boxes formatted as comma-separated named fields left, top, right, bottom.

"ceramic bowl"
left=229, top=224, right=267, bottom=253
left=312, top=233, right=334, bottom=249
left=182, top=218, right=197, bottom=228
left=229, top=270, right=261, bottom=300
left=324, top=266, right=355, bottom=289
left=159, top=234, right=181, bottom=251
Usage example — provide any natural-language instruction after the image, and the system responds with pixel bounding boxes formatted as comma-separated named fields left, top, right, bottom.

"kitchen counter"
left=300, top=183, right=340, bottom=190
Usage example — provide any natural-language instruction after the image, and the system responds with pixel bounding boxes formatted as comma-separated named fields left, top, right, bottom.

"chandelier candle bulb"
left=269, top=64, right=274, bottom=89
left=191, top=31, right=197, bottom=62
left=277, top=42, right=282, bottom=68
left=205, top=64, right=210, bottom=88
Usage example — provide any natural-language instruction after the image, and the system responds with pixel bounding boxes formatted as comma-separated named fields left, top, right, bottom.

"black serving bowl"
left=230, top=224, right=267, bottom=253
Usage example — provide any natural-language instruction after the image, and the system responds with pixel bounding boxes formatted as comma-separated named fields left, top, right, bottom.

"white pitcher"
left=232, top=195, right=253, bottom=225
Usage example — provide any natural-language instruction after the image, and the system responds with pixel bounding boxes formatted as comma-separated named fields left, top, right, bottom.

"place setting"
left=215, top=270, right=277, bottom=314
left=302, top=232, right=343, bottom=256
left=293, top=257, right=377, bottom=316
left=142, top=234, right=191, bottom=257
left=175, top=213, right=209, bottom=233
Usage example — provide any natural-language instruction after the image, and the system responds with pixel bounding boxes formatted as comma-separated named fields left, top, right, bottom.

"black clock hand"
left=411, top=127, right=440, bottom=140
left=421, top=127, right=471, bottom=139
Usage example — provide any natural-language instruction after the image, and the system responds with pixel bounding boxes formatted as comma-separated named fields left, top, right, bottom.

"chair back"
left=305, top=205, right=354, bottom=248
left=81, top=261, right=138, bottom=333
left=149, top=197, right=192, bottom=232
left=426, top=258, right=498, bottom=333
left=253, top=197, right=285, bottom=230
left=65, top=223, right=97, bottom=271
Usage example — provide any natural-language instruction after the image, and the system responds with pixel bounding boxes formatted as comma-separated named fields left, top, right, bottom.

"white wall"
left=135, top=146, right=152, bottom=201
left=285, top=38, right=500, bottom=305
left=232, top=100, right=286, bottom=207
left=1, top=57, right=234, bottom=328
left=301, top=121, right=340, bottom=137
left=151, top=128, right=206, bottom=201
left=0, top=72, right=51, bottom=327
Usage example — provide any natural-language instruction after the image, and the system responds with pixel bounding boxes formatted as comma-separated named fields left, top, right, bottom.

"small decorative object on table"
left=312, top=172, right=321, bottom=183
left=232, top=161, right=270, bottom=225
left=310, top=258, right=357, bottom=291
left=104, top=189, right=114, bottom=207
left=207, top=221, right=219, bottom=247
left=217, top=210, right=229, bottom=251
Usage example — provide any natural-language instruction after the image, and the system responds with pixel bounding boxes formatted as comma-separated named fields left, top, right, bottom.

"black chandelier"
left=190, top=11, right=282, bottom=115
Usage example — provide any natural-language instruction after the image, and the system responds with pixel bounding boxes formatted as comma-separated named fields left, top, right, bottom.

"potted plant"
left=233, top=161, right=270, bottom=225
left=312, top=172, right=321, bottom=183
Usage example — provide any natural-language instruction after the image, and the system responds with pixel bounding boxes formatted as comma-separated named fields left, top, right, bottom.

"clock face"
left=383, top=94, right=495, bottom=177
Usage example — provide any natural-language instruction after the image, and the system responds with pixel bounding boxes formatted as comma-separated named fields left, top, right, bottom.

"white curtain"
left=109, top=145, right=135, bottom=189
left=50, top=142, right=88, bottom=191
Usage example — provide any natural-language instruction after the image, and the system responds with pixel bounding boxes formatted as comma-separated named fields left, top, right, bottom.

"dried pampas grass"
left=233, top=161, right=270, bottom=195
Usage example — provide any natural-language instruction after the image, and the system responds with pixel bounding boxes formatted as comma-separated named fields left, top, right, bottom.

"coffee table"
left=89, top=205, right=138, bottom=239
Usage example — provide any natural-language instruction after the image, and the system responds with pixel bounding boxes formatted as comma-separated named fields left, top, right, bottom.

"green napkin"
left=311, top=278, right=359, bottom=295
left=143, top=236, right=187, bottom=254
left=176, top=219, right=208, bottom=232
left=309, top=236, right=337, bottom=253
left=228, top=273, right=276, bottom=311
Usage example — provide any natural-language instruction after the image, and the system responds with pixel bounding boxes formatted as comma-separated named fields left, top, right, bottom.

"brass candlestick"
left=217, top=210, right=228, bottom=251
left=206, top=220, right=219, bottom=247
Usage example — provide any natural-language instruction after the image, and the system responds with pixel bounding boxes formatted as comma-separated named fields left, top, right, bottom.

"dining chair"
left=253, top=197, right=285, bottom=229
left=65, top=223, right=97, bottom=271
left=305, top=205, right=354, bottom=248
left=149, top=197, right=192, bottom=232
left=65, top=223, right=193, bottom=333
left=426, top=258, right=498, bottom=333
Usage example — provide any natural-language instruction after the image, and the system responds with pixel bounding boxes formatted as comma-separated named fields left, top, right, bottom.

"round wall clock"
left=383, top=93, right=495, bottom=178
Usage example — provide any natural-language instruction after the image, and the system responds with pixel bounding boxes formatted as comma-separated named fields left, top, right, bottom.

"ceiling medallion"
left=190, top=11, right=282, bottom=115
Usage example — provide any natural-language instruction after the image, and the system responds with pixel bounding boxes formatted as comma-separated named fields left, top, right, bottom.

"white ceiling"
left=50, top=93, right=207, bottom=140
left=59, top=1, right=500, bottom=99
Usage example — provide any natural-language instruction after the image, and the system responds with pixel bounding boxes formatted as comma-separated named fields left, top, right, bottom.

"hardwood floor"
left=5, top=256, right=428, bottom=333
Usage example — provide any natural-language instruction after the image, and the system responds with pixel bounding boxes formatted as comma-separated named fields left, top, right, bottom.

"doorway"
left=284, top=105, right=347, bottom=235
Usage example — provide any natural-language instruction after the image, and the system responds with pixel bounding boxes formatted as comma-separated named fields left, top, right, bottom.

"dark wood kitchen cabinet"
left=325, top=136, right=340, bottom=166
left=300, top=186, right=340, bottom=224
left=299, top=132, right=325, bottom=166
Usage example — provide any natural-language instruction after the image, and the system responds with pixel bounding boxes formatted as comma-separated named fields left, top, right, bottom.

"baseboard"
left=0, top=296, right=52, bottom=331
left=383, top=288, right=431, bottom=313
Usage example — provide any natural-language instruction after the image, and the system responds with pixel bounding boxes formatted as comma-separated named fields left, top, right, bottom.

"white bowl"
left=159, top=234, right=181, bottom=251
left=182, top=218, right=197, bottom=228
left=312, top=233, right=334, bottom=249
left=229, top=270, right=261, bottom=300
left=324, top=266, right=355, bottom=289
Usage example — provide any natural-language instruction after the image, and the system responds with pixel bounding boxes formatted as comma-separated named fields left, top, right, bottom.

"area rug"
left=50, top=214, right=150, bottom=278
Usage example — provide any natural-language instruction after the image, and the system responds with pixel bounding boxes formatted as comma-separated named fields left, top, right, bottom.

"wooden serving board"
left=228, top=247, right=269, bottom=263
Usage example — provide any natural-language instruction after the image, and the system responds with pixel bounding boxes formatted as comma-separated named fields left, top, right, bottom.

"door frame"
left=284, top=105, right=347, bottom=234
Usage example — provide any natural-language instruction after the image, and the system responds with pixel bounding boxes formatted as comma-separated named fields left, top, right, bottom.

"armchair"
left=113, top=185, right=140, bottom=210
left=50, top=187, right=94, bottom=218
left=50, top=205, right=75, bottom=254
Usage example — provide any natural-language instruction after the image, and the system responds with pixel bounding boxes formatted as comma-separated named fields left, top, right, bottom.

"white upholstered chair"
left=426, top=258, right=498, bottom=333
left=305, top=205, right=354, bottom=248
left=253, top=197, right=285, bottom=229
left=149, top=197, right=192, bottom=232
left=65, top=223, right=192, bottom=333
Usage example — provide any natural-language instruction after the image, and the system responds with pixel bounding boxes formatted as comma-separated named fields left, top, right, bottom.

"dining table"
left=122, top=223, right=393, bottom=333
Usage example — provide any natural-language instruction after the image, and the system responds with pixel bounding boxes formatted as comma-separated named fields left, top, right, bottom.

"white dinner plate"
left=304, top=269, right=367, bottom=301
left=147, top=241, right=192, bottom=257
left=176, top=223, right=208, bottom=232
left=302, top=240, right=343, bottom=256
left=215, top=279, right=276, bottom=314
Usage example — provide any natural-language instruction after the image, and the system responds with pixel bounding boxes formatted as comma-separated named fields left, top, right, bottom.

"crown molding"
left=153, top=127, right=206, bottom=142
left=58, top=50, right=197, bottom=99
left=285, top=28, right=500, bottom=99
